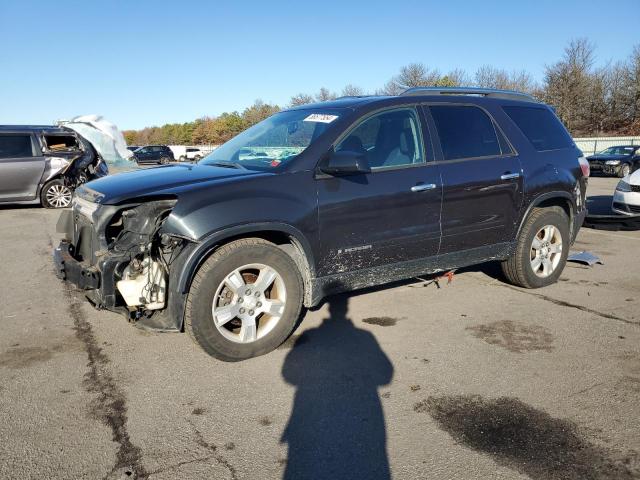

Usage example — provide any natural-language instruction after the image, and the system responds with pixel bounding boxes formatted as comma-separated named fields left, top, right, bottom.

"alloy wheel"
left=530, top=225, right=563, bottom=278
left=46, top=184, right=73, bottom=208
left=212, top=263, right=286, bottom=343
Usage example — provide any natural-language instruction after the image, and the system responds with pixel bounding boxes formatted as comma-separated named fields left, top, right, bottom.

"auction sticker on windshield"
left=304, top=114, right=338, bottom=123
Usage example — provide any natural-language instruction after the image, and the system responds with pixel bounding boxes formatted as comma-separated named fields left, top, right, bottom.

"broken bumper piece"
left=54, top=240, right=100, bottom=290
left=53, top=239, right=125, bottom=311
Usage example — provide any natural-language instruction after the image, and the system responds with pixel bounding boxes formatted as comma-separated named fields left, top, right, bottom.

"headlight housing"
left=605, top=160, right=621, bottom=165
left=616, top=180, right=632, bottom=193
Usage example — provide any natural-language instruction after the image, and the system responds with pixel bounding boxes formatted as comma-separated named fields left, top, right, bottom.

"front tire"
left=619, top=163, right=631, bottom=178
left=185, top=238, right=303, bottom=361
left=501, top=207, right=570, bottom=289
left=41, top=179, right=73, bottom=209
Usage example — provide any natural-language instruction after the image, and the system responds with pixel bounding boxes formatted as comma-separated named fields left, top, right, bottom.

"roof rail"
left=400, top=87, right=537, bottom=103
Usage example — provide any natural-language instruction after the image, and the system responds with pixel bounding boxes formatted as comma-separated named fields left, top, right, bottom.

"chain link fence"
left=574, top=137, right=640, bottom=156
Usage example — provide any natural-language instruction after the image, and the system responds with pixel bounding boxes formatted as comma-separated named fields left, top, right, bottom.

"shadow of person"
left=281, top=294, right=394, bottom=480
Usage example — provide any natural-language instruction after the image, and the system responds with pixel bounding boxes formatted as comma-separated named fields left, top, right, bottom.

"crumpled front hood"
left=587, top=154, right=630, bottom=161
left=79, top=163, right=262, bottom=204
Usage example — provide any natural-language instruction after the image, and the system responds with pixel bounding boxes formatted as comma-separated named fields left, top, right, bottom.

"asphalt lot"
left=0, top=176, right=639, bottom=479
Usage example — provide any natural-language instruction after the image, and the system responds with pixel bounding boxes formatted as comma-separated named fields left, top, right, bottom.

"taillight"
left=578, top=156, right=590, bottom=178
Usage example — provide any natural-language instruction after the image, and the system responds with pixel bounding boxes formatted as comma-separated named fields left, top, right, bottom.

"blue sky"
left=0, top=0, right=638, bottom=130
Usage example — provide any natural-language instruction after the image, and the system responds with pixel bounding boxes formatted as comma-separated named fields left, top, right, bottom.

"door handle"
left=500, top=172, right=520, bottom=180
left=411, top=183, right=437, bottom=192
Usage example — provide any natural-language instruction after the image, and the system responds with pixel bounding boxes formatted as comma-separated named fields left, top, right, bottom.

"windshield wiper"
left=207, top=161, right=246, bottom=170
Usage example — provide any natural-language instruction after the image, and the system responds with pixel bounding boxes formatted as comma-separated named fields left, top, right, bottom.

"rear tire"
left=41, top=179, right=73, bottom=209
left=501, top=207, right=570, bottom=289
left=185, top=238, right=303, bottom=361
left=160, top=156, right=170, bottom=165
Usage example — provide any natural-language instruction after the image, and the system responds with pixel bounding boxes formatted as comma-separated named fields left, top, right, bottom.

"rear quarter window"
left=503, top=106, right=573, bottom=152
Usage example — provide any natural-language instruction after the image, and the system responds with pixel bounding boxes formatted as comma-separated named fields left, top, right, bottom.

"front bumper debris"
left=53, top=240, right=100, bottom=290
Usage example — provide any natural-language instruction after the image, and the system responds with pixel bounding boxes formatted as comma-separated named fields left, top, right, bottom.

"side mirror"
left=321, top=150, right=371, bottom=175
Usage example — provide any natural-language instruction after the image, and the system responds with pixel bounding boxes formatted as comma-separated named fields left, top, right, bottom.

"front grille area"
left=613, top=202, right=629, bottom=212
left=629, top=204, right=640, bottom=214
left=631, top=184, right=640, bottom=193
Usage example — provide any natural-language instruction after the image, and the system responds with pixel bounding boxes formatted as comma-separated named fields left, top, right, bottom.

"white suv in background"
left=180, top=147, right=204, bottom=162
left=612, top=170, right=640, bottom=215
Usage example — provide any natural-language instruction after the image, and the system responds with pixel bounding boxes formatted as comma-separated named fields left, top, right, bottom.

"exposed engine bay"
left=56, top=192, right=189, bottom=328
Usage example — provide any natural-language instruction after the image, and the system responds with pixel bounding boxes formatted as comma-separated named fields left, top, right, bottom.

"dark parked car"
left=587, top=145, right=640, bottom=177
left=0, top=125, right=108, bottom=208
left=133, top=145, right=174, bottom=165
left=54, top=87, right=589, bottom=361
left=126, top=145, right=140, bottom=152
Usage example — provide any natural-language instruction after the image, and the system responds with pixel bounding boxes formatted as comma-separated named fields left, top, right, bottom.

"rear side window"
left=503, top=106, right=573, bottom=151
left=0, top=135, right=33, bottom=159
left=430, top=105, right=502, bottom=160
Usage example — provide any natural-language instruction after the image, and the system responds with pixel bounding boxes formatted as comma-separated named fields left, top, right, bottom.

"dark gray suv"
left=54, top=87, right=590, bottom=361
left=0, top=125, right=108, bottom=208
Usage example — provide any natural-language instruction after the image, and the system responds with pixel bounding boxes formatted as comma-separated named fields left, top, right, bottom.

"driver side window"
left=337, top=108, right=425, bottom=170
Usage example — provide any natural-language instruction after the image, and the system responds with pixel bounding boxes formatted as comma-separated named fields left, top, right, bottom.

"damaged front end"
left=54, top=188, right=191, bottom=331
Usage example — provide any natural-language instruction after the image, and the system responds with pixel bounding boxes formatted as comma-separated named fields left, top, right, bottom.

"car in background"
left=179, top=147, right=205, bottom=162
left=133, top=145, right=174, bottom=165
left=127, top=145, right=140, bottom=152
left=0, top=123, right=114, bottom=208
left=612, top=170, right=640, bottom=215
left=587, top=145, right=640, bottom=178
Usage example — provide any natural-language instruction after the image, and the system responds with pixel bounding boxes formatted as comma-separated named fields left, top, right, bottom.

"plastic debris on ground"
left=567, top=251, right=604, bottom=266
left=410, top=270, right=456, bottom=289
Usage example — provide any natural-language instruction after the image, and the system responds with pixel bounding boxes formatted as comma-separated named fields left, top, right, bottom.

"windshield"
left=598, top=146, right=635, bottom=156
left=200, top=110, right=339, bottom=171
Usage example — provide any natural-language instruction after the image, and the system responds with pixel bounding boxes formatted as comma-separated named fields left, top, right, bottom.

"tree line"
left=123, top=39, right=640, bottom=146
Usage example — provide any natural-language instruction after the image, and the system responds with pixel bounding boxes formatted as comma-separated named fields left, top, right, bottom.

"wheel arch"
left=516, top=192, right=576, bottom=241
left=176, top=223, right=316, bottom=302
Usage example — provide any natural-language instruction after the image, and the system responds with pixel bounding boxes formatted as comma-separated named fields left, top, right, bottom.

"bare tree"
left=543, top=38, right=596, bottom=134
left=441, top=68, right=471, bottom=87
left=341, top=84, right=365, bottom=97
left=394, top=63, right=442, bottom=89
left=289, top=93, right=314, bottom=107
left=376, top=79, right=404, bottom=96
left=474, top=65, right=536, bottom=93
left=315, top=87, right=337, bottom=102
left=622, top=45, right=640, bottom=133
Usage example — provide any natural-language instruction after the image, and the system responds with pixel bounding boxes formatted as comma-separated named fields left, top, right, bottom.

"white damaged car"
left=612, top=169, right=640, bottom=215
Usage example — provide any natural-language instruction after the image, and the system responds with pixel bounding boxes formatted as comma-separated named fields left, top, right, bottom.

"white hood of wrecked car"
left=62, top=114, right=133, bottom=163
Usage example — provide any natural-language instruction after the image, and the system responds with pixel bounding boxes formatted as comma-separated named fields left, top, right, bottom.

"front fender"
left=145, top=222, right=316, bottom=332
left=175, top=222, right=316, bottom=295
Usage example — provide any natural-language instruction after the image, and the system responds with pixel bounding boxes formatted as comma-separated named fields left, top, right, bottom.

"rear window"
left=503, top=106, right=573, bottom=151
left=0, top=135, right=33, bottom=159
left=430, top=105, right=502, bottom=160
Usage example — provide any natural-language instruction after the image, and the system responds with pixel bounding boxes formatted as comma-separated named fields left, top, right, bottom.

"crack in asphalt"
left=188, top=419, right=239, bottom=480
left=498, top=284, right=639, bottom=326
left=64, top=285, right=148, bottom=479
left=145, top=455, right=216, bottom=476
